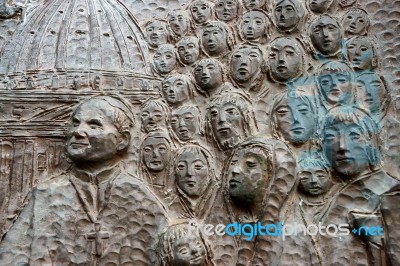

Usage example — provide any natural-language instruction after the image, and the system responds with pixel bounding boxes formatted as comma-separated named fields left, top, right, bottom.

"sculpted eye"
left=144, top=146, right=152, bottom=153
left=246, top=160, right=257, bottom=168
left=177, top=163, right=185, bottom=171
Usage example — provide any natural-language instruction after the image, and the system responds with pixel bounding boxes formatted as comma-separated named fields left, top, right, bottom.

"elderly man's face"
left=231, top=47, right=263, bottom=84
left=145, top=21, right=168, bottom=47
left=269, top=38, right=303, bottom=82
left=274, top=0, right=299, bottom=31
left=177, top=39, right=200, bottom=65
left=275, top=97, right=315, bottom=144
left=241, top=11, right=268, bottom=42
left=210, top=103, right=245, bottom=149
left=194, top=60, right=223, bottom=90
left=67, top=101, right=122, bottom=163
left=175, top=149, right=209, bottom=198
left=201, top=26, right=228, bottom=56
left=310, top=17, right=341, bottom=56
left=323, top=121, right=371, bottom=177
left=228, top=147, right=268, bottom=204
left=190, top=1, right=212, bottom=24
left=215, top=0, right=238, bottom=22
left=346, top=38, right=374, bottom=71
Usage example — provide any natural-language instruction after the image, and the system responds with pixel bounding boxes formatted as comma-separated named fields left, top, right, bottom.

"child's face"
left=299, top=166, right=330, bottom=196
left=173, top=235, right=206, bottom=266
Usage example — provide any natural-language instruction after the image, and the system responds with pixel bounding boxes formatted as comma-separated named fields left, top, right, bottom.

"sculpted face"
left=269, top=38, right=303, bottom=82
left=274, top=0, right=300, bottom=31
left=162, top=76, right=190, bottom=106
left=153, top=46, right=177, bottom=75
left=309, top=0, right=334, bottom=13
left=346, top=38, right=374, bottom=71
left=175, top=150, right=209, bottom=198
left=210, top=103, right=245, bottom=149
left=356, top=73, right=385, bottom=114
left=215, top=0, right=238, bottom=22
left=299, top=166, right=330, bottom=196
left=67, top=101, right=122, bottom=163
left=323, top=121, right=370, bottom=177
left=169, top=11, right=189, bottom=37
left=228, top=147, right=268, bottom=204
left=342, top=10, right=369, bottom=36
left=310, top=16, right=341, bottom=56
left=172, top=234, right=206, bottom=266
left=243, top=0, right=266, bottom=10
left=231, top=46, right=263, bottom=84
left=171, top=108, right=199, bottom=141
left=141, top=104, right=166, bottom=133
left=190, top=0, right=212, bottom=24
left=201, top=25, right=228, bottom=57
left=318, top=71, right=353, bottom=106
left=275, top=97, right=315, bottom=144
left=240, top=11, right=268, bottom=42
left=177, top=38, right=200, bottom=65
left=194, top=60, right=223, bottom=90
left=145, top=21, right=168, bottom=48
left=142, top=136, right=170, bottom=172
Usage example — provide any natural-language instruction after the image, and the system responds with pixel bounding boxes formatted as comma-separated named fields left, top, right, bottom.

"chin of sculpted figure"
left=177, top=36, right=200, bottom=66
left=308, top=0, right=336, bottom=14
left=342, top=8, right=370, bottom=37
left=162, top=74, right=194, bottom=107
left=168, top=10, right=191, bottom=39
left=242, top=0, right=266, bottom=10
left=268, top=37, right=304, bottom=83
left=239, top=10, right=270, bottom=44
left=199, top=21, right=233, bottom=57
left=171, top=105, right=203, bottom=142
left=157, top=223, right=214, bottom=266
left=271, top=92, right=317, bottom=145
left=317, top=61, right=355, bottom=109
left=309, top=15, right=342, bottom=57
left=214, top=0, right=239, bottom=22
left=230, top=45, right=264, bottom=90
left=141, top=99, right=171, bottom=133
left=345, top=36, right=377, bottom=71
left=153, top=44, right=177, bottom=76
left=0, top=96, right=168, bottom=265
left=145, top=20, right=170, bottom=48
left=206, top=93, right=256, bottom=151
left=274, top=0, right=305, bottom=33
left=189, top=0, right=212, bottom=26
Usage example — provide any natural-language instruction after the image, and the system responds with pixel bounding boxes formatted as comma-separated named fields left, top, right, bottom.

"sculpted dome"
left=0, top=0, right=152, bottom=77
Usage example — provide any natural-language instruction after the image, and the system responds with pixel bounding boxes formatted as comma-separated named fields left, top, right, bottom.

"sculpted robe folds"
left=0, top=164, right=168, bottom=265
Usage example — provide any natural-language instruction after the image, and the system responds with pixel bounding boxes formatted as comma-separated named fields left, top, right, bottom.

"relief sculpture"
left=0, top=0, right=400, bottom=265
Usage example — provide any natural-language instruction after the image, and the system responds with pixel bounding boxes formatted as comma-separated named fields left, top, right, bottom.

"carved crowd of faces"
left=137, top=1, right=396, bottom=264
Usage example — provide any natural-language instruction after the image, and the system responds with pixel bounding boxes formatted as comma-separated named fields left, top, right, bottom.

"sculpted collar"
left=72, top=162, right=122, bottom=185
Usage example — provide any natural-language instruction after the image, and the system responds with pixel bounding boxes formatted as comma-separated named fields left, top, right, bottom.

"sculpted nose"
left=202, top=69, right=210, bottom=76
left=153, top=148, right=161, bottom=158
left=179, top=117, right=186, bottom=126
left=73, top=123, right=86, bottom=137
left=218, top=111, right=227, bottom=123
left=322, top=27, right=329, bottom=37
left=187, top=165, right=195, bottom=176
left=291, top=109, right=299, bottom=123
left=232, top=162, right=241, bottom=174
left=338, top=134, right=348, bottom=151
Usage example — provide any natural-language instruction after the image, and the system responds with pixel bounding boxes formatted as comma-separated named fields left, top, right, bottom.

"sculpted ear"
left=117, top=131, right=131, bottom=151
